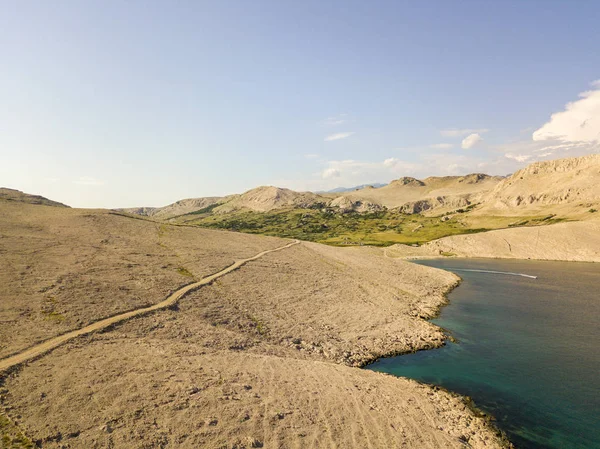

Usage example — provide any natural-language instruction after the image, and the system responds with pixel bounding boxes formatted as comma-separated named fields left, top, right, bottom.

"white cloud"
left=324, top=132, right=355, bottom=142
left=74, top=176, right=104, bottom=186
left=323, top=114, right=348, bottom=126
left=383, top=157, right=399, bottom=167
left=429, top=143, right=454, bottom=149
left=504, top=153, right=532, bottom=163
left=461, top=133, right=484, bottom=149
left=494, top=139, right=597, bottom=167
left=304, top=153, right=319, bottom=159
left=492, top=82, right=600, bottom=167
left=322, top=168, right=341, bottom=179
left=441, top=128, right=489, bottom=138
left=533, top=81, right=600, bottom=143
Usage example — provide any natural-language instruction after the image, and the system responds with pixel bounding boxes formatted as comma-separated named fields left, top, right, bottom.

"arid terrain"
left=0, top=195, right=508, bottom=448
left=2, top=154, right=598, bottom=448
left=386, top=218, right=600, bottom=262
left=386, top=155, right=600, bottom=262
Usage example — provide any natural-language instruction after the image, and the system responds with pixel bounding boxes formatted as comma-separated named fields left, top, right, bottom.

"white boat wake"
left=450, top=268, right=538, bottom=279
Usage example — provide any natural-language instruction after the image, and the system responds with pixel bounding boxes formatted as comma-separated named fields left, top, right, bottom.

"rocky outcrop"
left=397, top=196, right=471, bottom=214
left=329, top=196, right=384, bottom=213
left=118, top=206, right=157, bottom=216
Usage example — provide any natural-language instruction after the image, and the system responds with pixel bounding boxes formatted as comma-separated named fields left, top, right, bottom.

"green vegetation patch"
left=173, top=206, right=566, bottom=247
left=440, top=251, right=457, bottom=257
left=508, top=214, right=565, bottom=227
left=41, top=311, right=65, bottom=322
left=179, top=202, right=223, bottom=217
left=176, top=267, right=194, bottom=278
left=180, top=208, right=499, bottom=246
left=248, top=314, right=269, bottom=336
left=0, top=413, right=35, bottom=449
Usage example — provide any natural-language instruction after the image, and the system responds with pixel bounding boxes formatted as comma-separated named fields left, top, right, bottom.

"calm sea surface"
left=367, top=258, right=600, bottom=449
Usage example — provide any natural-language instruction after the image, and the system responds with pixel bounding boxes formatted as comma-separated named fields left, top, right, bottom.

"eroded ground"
left=0, top=201, right=506, bottom=449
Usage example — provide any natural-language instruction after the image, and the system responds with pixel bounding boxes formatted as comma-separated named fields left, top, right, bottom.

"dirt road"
left=0, top=240, right=300, bottom=373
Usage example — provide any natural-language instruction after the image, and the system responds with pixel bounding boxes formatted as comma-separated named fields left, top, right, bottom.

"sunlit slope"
left=478, top=154, right=600, bottom=216
left=338, top=174, right=503, bottom=210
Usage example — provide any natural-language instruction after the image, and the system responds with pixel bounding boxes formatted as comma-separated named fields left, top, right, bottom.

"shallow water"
left=368, top=258, right=600, bottom=449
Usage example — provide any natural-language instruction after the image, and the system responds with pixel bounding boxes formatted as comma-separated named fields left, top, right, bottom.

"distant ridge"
left=117, top=155, right=600, bottom=219
left=0, top=188, right=69, bottom=208
left=322, top=183, right=388, bottom=193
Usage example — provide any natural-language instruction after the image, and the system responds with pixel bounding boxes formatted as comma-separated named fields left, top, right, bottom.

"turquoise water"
left=367, top=259, right=600, bottom=449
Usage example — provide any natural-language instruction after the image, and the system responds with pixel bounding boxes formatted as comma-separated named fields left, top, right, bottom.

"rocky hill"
left=0, top=188, right=69, bottom=208
left=478, top=154, right=600, bottom=215
left=337, top=173, right=504, bottom=212
left=120, top=187, right=328, bottom=219
left=212, top=186, right=325, bottom=213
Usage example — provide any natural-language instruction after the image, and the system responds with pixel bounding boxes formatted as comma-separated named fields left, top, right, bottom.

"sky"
left=1, top=1, right=599, bottom=208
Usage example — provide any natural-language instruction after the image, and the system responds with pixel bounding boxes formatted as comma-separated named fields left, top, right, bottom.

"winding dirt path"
left=0, top=240, right=300, bottom=373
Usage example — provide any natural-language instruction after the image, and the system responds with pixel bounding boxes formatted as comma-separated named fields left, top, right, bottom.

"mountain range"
left=119, top=154, right=600, bottom=220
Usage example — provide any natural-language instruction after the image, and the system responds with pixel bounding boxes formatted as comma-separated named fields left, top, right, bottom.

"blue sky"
left=1, top=1, right=599, bottom=208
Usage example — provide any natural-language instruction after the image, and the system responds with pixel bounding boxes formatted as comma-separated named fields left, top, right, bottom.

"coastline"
left=360, top=267, right=515, bottom=449
left=358, top=273, right=461, bottom=368
left=368, top=256, right=600, bottom=449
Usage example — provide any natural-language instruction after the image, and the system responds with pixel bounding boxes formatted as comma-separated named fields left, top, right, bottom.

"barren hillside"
left=478, top=154, right=600, bottom=215
left=120, top=187, right=327, bottom=219
left=340, top=174, right=503, bottom=210
left=387, top=218, right=600, bottom=262
left=0, top=198, right=506, bottom=448
left=0, top=201, right=286, bottom=359
left=213, top=186, right=325, bottom=213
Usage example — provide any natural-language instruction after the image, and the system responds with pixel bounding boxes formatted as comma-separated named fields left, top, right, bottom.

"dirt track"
left=0, top=241, right=299, bottom=373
